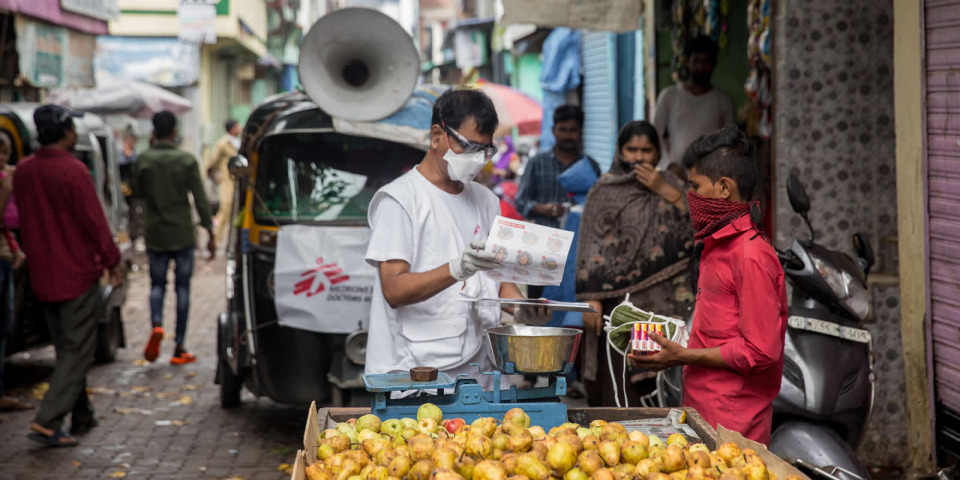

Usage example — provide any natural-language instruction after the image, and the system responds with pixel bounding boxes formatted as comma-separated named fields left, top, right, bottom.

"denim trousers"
left=147, top=247, right=195, bottom=346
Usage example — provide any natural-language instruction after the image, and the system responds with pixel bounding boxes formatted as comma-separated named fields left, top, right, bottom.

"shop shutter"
left=926, top=0, right=960, bottom=413
left=582, top=31, right=617, bottom=172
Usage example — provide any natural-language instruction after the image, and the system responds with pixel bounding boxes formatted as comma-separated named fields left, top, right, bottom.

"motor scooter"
left=651, top=173, right=875, bottom=480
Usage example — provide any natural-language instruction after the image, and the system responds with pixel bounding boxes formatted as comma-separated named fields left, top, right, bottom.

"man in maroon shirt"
left=16, top=105, right=124, bottom=447
left=629, top=127, right=787, bottom=444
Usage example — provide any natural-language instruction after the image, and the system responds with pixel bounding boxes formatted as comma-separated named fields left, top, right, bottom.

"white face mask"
left=444, top=148, right=487, bottom=183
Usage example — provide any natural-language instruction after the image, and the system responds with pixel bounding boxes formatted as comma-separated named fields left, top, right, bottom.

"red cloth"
left=688, top=190, right=751, bottom=241
left=499, top=199, right=522, bottom=220
left=681, top=214, right=788, bottom=445
left=14, top=148, right=121, bottom=302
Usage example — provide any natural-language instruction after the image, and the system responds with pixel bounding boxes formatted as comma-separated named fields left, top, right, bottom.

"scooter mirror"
left=853, top=233, right=875, bottom=274
left=787, top=173, right=811, bottom=215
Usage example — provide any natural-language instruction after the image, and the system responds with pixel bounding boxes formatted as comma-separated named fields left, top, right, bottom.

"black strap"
left=690, top=241, right=705, bottom=293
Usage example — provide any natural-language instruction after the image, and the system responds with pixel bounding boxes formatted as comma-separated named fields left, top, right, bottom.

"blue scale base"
left=362, top=364, right=572, bottom=430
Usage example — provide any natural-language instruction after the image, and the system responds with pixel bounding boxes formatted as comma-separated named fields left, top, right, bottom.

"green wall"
left=512, top=53, right=543, bottom=103
left=656, top=0, right=750, bottom=120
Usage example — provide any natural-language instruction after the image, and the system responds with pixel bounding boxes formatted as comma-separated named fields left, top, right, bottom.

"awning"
left=501, top=0, right=641, bottom=33
left=0, top=0, right=110, bottom=35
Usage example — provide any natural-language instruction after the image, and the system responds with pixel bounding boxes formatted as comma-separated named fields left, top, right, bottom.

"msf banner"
left=274, top=225, right=376, bottom=333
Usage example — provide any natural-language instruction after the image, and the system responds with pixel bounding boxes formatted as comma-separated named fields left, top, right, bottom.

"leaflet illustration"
left=482, top=216, right=574, bottom=286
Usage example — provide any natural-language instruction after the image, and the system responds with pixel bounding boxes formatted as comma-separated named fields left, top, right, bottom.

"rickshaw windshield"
left=255, top=132, right=424, bottom=225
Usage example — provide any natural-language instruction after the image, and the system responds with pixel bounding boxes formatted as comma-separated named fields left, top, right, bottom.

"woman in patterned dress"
left=576, top=121, right=695, bottom=406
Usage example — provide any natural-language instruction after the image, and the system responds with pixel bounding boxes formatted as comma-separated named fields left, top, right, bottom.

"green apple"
left=381, top=418, right=404, bottom=436
left=337, top=423, right=359, bottom=442
left=357, top=414, right=382, bottom=433
left=401, top=418, right=418, bottom=429
left=417, top=403, right=443, bottom=424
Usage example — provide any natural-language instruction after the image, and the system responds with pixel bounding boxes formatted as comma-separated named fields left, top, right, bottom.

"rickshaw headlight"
left=345, top=330, right=367, bottom=365
left=257, top=230, right=277, bottom=247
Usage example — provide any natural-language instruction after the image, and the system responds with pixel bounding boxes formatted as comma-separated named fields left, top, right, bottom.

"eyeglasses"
left=443, top=123, right=498, bottom=160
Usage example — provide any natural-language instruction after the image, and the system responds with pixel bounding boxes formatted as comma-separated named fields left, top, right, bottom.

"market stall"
left=286, top=402, right=811, bottom=480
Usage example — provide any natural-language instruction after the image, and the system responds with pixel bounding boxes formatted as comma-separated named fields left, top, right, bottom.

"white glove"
left=449, top=241, right=501, bottom=281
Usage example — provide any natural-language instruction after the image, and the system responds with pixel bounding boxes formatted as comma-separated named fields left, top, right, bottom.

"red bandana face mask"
left=687, top=190, right=750, bottom=241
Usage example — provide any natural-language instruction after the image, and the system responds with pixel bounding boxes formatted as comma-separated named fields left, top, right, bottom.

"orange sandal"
left=170, top=351, right=197, bottom=365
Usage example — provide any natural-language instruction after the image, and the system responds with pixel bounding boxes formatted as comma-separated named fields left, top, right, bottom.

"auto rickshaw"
left=0, top=103, right=132, bottom=363
left=215, top=8, right=435, bottom=407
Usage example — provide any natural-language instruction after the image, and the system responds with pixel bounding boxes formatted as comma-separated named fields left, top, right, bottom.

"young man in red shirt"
left=629, top=126, right=787, bottom=444
left=16, top=105, right=125, bottom=446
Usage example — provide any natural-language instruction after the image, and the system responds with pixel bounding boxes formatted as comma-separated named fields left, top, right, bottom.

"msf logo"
left=294, top=257, right=350, bottom=297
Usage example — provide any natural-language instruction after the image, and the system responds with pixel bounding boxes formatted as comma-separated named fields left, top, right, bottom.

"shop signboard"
left=454, top=29, right=488, bottom=69
left=16, top=18, right=66, bottom=87
left=61, top=0, right=119, bottom=21
left=95, top=37, right=201, bottom=87
left=179, top=0, right=218, bottom=44
left=66, top=30, right=96, bottom=87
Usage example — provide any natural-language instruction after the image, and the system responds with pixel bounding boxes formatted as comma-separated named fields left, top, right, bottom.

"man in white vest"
left=365, top=88, right=544, bottom=390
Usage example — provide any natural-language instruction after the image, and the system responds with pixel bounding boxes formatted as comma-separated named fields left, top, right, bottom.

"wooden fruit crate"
left=289, top=403, right=810, bottom=480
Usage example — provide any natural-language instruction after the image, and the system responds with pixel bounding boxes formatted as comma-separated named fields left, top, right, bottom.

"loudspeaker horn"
left=298, top=8, right=420, bottom=122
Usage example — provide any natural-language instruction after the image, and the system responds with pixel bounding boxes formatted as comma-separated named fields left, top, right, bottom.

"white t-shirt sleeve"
left=365, top=195, right=415, bottom=267
left=652, top=87, right=674, bottom=157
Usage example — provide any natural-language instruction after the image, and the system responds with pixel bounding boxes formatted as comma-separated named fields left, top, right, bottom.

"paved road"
left=0, top=254, right=303, bottom=480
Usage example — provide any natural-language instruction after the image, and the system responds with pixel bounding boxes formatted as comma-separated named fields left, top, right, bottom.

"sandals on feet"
left=28, top=429, right=78, bottom=447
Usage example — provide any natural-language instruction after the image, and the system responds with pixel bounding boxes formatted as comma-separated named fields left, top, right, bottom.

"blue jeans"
left=0, top=259, right=13, bottom=396
left=148, top=248, right=195, bottom=346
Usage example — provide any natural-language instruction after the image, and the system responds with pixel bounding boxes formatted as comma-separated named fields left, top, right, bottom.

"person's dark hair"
left=553, top=104, right=584, bottom=127
left=153, top=110, right=178, bottom=140
left=38, top=119, right=73, bottom=146
left=684, top=36, right=719, bottom=63
left=681, top=126, right=757, bottom=200
left=431, top=88, right=499, bottom=136
left=225, top=119, right=239, bottom=133
left=617, top=120, right=661, bottom=158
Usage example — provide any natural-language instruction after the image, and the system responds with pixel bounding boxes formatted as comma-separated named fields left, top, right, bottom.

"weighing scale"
left=362, top=363, right=573, bottom=430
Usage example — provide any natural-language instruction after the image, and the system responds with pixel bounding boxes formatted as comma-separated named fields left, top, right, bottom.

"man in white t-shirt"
left=364, top=88, right=548, bottom=390
left=653, top=36, right=736, bottom=170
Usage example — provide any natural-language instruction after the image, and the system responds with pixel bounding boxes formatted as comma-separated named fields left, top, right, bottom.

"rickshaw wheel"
left=219, top=358, right=243, bottom=408
left=95, top=309, right=123, bottom=364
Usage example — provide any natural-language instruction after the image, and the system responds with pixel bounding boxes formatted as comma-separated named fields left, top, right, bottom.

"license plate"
left=787, top=316, right=872, bottom=344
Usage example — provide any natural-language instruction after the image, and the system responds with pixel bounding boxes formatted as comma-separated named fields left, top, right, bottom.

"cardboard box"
left=290, top=403, right=810, bottom=480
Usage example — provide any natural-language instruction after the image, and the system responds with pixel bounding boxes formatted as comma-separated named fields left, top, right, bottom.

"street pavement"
left=0, top=253, right=304, bottom=480
left=0, top=251, right=588, bottom=480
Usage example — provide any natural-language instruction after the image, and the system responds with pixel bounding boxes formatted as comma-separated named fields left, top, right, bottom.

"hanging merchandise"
left=670, top=0, right=730, bottom=82
left=744, top=0, right=772, bottom=139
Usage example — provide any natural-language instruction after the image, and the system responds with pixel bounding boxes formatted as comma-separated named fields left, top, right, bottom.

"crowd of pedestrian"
left=0, top=104, right=219, bottom=447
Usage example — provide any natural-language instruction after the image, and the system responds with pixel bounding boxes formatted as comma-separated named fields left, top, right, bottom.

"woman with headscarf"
left=575, top=120, right=695, bottom=406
